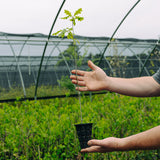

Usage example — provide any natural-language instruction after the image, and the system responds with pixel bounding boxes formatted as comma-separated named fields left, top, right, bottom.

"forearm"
left=106, top=76, right=160, bottom=97
left=120, top=126, right=160, bottom=151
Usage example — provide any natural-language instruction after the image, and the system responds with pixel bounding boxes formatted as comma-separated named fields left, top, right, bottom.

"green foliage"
left=53, top=8, right=84, bottom=40
left=0, top=85, right=77, bottom=100
left=55, top=43, right=87, bottom=67
left=53, top=28, right=73, bottom=39
left=58, top=75, right=75, bottom=94
left=62, top=8, right=84, bottom=26
left=0, top=93, right=160, bottom=159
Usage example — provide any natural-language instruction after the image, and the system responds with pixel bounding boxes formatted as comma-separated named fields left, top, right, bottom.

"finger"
left=88, top=139, right=102, bottom=146
left=76, top=87, right=88, bottom=92
left=72, top=80, right=85, bottom=86
left=88, top=60, right=98, bottom=71
left=70, top=75, right=84, bottom=81
left=81, top=146, right=101, bottom=153
left=71, top=70, right=85, bottom=76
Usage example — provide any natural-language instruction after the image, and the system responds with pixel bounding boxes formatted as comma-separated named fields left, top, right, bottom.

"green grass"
left=0, top=93, right=160, bottom=159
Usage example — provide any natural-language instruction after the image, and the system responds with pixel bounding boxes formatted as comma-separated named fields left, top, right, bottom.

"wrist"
left=103, top=76, right=112, bottom=91
left=118, top=138, right=131, bottom=151
left=111, top=138, right=130, bottom=151
left=120, top=136, right=138, bottom=151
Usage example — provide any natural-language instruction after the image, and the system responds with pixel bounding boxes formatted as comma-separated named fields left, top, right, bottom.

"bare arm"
left=71, top=61, right=160, bottom=153
left=122, top=125, right=160, bottom=150
left=81, top=126, right=160, bottom=153
left=70, top=60, right=160, bottom=97
left=107, top=76, right=160, bottom=97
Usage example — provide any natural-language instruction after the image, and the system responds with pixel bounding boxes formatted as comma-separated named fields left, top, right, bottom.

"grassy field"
left=0, top=92, right=160, bottom=159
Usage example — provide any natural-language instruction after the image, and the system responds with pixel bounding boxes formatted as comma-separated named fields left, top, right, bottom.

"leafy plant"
left=53, top=8, right=84, bottom=122
left=0, top=93, right=160, bottom=159
left=53, top=8, right=84, bottom=41
left=57, top=75, right=75, bottom=95
left=53, top=8, right=84, bottom=70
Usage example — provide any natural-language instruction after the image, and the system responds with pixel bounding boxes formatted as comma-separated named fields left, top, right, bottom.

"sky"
left=0, top=0, right=160, bottom=39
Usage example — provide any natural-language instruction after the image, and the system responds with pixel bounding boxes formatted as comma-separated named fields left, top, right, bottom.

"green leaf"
left=61, top=16, right=69, bottom=20
left=58, top=29, right=67, bottom=38
left=75, top=16, right=84, bottom=21
left=64, top=10, right=72, bottom=17
left=74, top=8, right=82, bottom=16
left=68, top=27, right=73, bottom=32
left=67, top=32, right=73, bottom=40
left=52, top=30, right=62, bottom=36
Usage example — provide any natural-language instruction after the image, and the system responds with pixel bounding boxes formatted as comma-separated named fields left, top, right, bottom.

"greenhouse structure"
left=0, top=0, right=159, bottom=102
left=0, top=31, right=159, bottom=101
left=1, top=0, right=160, bottom=159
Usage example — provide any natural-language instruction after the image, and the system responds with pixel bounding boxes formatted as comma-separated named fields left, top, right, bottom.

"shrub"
left=0, top=93, right=160, bottom=159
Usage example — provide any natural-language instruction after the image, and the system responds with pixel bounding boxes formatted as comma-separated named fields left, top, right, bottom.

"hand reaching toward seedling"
left=70, top=60, right=109, bottom=91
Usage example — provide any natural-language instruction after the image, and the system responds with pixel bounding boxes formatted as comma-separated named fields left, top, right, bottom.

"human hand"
left=70, top=60, right=108, bottom=91
left=81, top=137, right=123, bottom=153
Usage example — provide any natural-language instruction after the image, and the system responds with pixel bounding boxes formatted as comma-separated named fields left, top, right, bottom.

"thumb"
left=88, top=139, right=102, bottom=146
left=88, top=60, right=98, bottom=71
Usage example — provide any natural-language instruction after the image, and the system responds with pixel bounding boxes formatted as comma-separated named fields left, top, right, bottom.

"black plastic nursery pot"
left=75, top=123, right=93, bottom=149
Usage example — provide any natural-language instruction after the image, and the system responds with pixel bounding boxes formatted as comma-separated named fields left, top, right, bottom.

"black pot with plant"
left=53, top=8, right=93, bottom=149
left=75, top=123, right=93, bottom=149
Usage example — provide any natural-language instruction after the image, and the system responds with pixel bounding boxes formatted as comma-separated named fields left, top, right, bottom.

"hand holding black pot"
left=75, top=123, right=93, bottom=149
left=81, top=137, right=122, bottom=153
